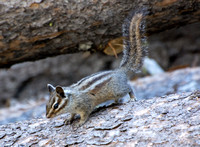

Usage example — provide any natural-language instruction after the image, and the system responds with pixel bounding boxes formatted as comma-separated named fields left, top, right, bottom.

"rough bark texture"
left=0, top=67, right=200, bottom=146
left=0, top=0, right=200, bottom=68
left=0, top=91, right=200, bottom=146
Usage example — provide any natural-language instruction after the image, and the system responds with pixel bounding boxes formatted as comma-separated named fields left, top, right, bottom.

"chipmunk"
left=46, top=9, right=148, bottom=127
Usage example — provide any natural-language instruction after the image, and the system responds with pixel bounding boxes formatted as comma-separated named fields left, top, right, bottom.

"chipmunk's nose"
left=46, top=110, right=55, bottom=118
left=46, top=112, right=51, bottom=118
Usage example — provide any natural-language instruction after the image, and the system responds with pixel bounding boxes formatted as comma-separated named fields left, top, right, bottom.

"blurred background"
left=0, top=22, right=200, bottom=125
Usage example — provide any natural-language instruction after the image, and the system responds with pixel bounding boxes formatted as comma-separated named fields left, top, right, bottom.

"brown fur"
left=89, top=77, right=112, bottom=95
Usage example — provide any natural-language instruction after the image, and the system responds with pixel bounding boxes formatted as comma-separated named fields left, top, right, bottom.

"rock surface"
left=0, top=91, right=199, bottom=146
left=0, top=67, right=200, bottom=146
left=134, top=67, right=200, bottom=100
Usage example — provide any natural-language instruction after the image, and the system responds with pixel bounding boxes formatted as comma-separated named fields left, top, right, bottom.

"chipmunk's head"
left=46, top=84, right=71, bottom=118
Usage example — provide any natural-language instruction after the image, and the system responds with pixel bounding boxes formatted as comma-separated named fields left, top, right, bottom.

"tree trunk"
left=0, top=0, right=200, bottom=68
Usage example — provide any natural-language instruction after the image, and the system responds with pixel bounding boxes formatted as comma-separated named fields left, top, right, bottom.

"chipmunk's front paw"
left=64, top=119, right=73, bottom=125
left=131, top=97, right=137, bottom=102
left=74, top=120, right=86, bottom=128
left=64, top=114, right=75, bottom=125
left=74, top=122, right=83, bottom=128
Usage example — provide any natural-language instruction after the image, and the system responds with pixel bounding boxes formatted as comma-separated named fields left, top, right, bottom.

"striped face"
left=46, top=84, right=70, bottom=118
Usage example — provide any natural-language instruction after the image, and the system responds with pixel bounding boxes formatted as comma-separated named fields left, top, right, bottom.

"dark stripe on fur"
left=57, top=96, right=62, bottom=104
left=89, top=77, right=112, bottom=95
left=74, top=72, right=100, bottom=86
left=51, top=94, right=56, bottom=108
left=79, top=72, right=111, bottom=90
left=56, top=100, right=68, bottom=113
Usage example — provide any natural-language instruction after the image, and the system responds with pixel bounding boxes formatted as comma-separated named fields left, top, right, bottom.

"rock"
left=134, top=67, right=200, bottom=100
left=0, top=67, right=200, bottom=145
left=0, top=91, right=199, bottom=146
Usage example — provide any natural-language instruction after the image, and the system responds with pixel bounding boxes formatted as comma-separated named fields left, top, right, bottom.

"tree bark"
left=0, top=0, right=200, bottom=68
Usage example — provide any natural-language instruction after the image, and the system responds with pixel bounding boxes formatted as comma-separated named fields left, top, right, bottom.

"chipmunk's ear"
left=47, top=84, right=55, bottom=93
left=56, top=86, right=66, bottom=98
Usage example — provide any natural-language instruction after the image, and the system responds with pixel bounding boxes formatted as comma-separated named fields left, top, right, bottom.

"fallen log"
left=0, top=0, right=200, bottom=68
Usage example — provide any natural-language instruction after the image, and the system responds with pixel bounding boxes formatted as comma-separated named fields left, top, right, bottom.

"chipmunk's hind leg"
left=129, top=87, right=136, bottom=101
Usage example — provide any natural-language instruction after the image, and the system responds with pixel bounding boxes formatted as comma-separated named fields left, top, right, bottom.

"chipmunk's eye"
left=54, top=103, right=59, bottom=109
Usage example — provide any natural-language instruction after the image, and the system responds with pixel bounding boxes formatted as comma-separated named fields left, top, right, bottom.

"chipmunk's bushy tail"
left=120, top=8, right=148, bottom=73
